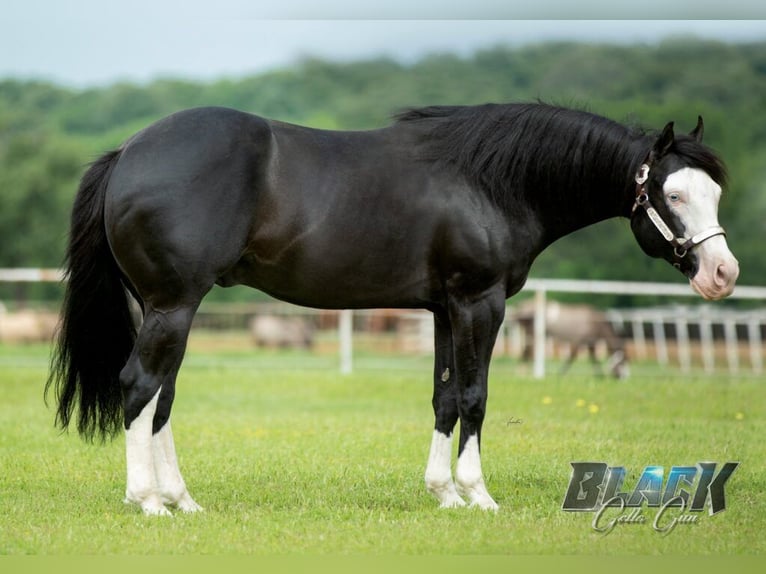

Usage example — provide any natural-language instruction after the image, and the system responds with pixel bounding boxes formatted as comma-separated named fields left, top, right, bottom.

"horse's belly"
left=220, top=237, right=437, bottom=309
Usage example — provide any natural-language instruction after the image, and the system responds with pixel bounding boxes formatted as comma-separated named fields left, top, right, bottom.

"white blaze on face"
left=663, top=167, right=739, bottom=300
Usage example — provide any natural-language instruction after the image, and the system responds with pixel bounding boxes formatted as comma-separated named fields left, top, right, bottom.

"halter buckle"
left=635, top=164, right=650, bottom=185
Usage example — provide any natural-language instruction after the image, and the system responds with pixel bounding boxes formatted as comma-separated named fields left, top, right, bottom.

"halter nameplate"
left=643, top=203, right=676, bottom=243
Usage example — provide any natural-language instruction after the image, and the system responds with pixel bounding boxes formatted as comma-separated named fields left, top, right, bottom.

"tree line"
left=1, top=38, right=764, bottom=306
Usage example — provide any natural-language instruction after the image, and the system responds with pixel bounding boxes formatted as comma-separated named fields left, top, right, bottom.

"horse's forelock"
left=669, top=135, right=728, bottom=189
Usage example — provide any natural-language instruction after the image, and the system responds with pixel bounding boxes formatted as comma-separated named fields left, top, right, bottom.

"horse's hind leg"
left=559, top=344, right=579, bottom=376
left=152, top=419, right=201, bottom=512
left=586, top=343, right=607, bottom=377
left=121, top=305, right=199, bottom=515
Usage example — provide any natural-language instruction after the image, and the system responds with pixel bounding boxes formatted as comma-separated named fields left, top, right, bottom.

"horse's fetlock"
left=455, top=468, right=484, bottom=490
left=160, top=484, right=188, bottom=505
left=425, top=472, right=453, bottom=494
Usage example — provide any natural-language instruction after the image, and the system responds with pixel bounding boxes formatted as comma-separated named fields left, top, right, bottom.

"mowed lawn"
left=1, top=340, right=764, bottom=555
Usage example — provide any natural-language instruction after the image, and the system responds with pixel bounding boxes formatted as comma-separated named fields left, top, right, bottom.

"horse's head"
left=630, top=118, right=739, bottom=300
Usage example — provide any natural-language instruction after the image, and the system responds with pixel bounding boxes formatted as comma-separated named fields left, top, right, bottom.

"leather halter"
left=631, top=163, right=726, bottom=261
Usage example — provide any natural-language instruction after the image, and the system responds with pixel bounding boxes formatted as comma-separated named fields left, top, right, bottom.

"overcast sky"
left=2, top=1, right=765, bottom=87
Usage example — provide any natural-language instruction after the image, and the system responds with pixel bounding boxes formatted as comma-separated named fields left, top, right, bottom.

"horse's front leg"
left=424, top=310, right=465, bottom=508
left=448, top=286, right=506, bottom=510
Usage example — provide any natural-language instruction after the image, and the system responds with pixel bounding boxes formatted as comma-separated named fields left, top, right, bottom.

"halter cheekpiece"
left=631, top=162, right=726, bottom=263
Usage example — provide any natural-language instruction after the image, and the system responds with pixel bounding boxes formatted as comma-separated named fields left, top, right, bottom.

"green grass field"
left=1, top=339, right=764, bottom=555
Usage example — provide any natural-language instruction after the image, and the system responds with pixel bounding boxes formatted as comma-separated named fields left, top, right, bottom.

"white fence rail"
left=0, top=268, right=64, bottom=282
left=606, top=305, right=766, bottom=376
left=3, top=269, right=766, bottom=377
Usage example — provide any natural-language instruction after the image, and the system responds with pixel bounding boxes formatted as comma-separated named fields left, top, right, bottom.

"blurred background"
left=1, top=6, right=765, bottom=376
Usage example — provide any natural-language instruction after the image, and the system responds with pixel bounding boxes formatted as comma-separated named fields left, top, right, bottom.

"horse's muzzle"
left=690, top=255, right=739, bottom=300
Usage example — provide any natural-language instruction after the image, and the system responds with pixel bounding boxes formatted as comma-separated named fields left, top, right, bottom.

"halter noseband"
left=631, top=163, right=726, bottom=262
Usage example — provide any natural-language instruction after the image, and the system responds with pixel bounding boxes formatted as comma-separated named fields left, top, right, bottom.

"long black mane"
left=395, top=103, right=726, bottom=220
left=396, top=104, right=646, bottom=213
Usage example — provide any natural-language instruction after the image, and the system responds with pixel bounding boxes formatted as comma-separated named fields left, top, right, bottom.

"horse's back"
left=117, top=106, right=272, bottom=166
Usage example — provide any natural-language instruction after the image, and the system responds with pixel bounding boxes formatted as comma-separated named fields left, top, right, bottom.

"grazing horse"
left=46, top=103, right=738, bottom=515
left=512, top=301, right=629, bottom=379
left=250, top=314, right=314, bottom=349
left=0, top=305, right=59, bottom=344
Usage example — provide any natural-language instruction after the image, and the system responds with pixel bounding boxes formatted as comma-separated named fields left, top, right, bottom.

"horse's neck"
left=532, top=135, right=650, bottom=248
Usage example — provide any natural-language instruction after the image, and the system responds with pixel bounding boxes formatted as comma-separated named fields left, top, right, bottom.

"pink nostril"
left=715, top=265, right=726, bottom=286
left=715, top=262, right=738, bottom=288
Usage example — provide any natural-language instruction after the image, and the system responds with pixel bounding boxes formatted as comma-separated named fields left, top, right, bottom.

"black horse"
left=46, top=103, right=738, bottom=514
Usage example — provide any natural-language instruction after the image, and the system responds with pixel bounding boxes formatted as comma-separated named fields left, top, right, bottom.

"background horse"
left=511, top=300, right=629, bottom=379
left=250, top=314, right=314, bottom=349
left=0, top=304, right=59, bottom=344
left=46, top=103, right=738, bottom=515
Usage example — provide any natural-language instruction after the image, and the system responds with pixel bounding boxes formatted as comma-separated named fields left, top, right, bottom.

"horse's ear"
left=690, top=115, right=704, bottom=142
left=653, top=121, right=675, bottom=158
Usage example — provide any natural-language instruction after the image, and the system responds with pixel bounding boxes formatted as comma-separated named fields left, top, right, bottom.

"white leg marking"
left=152, top=421, right=203, bottom=513
left=424, top=430, right=466, bottom=508
left=455, top=434, right=499, bottom=510
left=124, top=388, right=171, bottom=516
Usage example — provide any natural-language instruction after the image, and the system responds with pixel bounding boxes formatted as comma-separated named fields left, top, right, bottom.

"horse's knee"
left=458, top=386, right=487, bottom=424
left=432, top=385, right=459, bottom=434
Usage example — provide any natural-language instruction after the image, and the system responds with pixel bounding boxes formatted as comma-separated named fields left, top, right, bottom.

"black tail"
left=46, top=149, right=137, bottom=442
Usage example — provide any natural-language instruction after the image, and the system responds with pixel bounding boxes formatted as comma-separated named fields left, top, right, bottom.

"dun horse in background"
left=511, top=300, right=629, bottom=379
left=0, top=303, right=58, bottom=344
left=46, top=103, right=738, bottom=515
